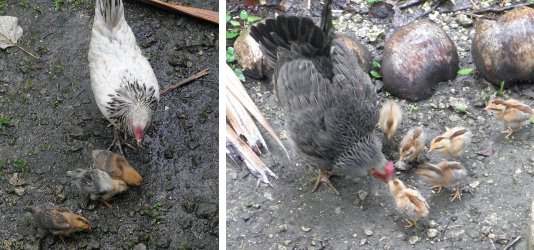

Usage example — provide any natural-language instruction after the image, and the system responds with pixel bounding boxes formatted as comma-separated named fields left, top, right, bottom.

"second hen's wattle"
left=88, top=0, right=159, bottom=153
left=250, top=0, right=393, bottom=194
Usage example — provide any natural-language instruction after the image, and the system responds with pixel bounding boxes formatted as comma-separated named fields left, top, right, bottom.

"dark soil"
left=0, top=0, right=218, bottom=249
left=226, top=0, right=534, bottom=249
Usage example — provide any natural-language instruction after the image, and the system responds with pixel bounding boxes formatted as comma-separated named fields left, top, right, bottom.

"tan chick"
left=399, top=126, right=425, bottom=162
left=378, top=101, right=402, bottom=140
left=485, top=98, right=533, bottom=138
left=388, top=178, right=429, bottom=228
left=429, top=127, right=471, bottom=157
left=24, top=206, right=91, bottom=241
left=416, top=161, right=467, bottom=202
left=91, top=147, right=143, bottom=186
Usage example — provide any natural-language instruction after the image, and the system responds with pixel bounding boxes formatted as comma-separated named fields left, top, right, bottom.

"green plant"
left=0, top=0, right=5, bottom=12
left=226, top=47, right=236, bottom=63
left=33, top=6, right=43, bottom=13
left=366, top=0, right=382, bottom=4
left=69, top=0, right=83, bottom=9
left=496, top=81, right=505, bottom=96
left=22, top=80, right=34, bottom=91
left=14, top=159, right=28, bottom=173
left=370, top=70, right=381, bottom=79
left=54, top=0, right=64, bottom=11
left=178, top=242, right=193, bottom=250
left=143, top=202, right=164, bottom=224
left=410, top=104, right=421, bottom=112
left=372, top=60, right=381, bottom=68
left=457, top=68, right=475, bottom=75
left=226, top=10, right=262, bottom=40
left=530, top=116, right=534, bottom=124
left=450, top=103, right=471, bottom=115
left=0, top=117, right=11, bottom=127
left=19, top=0, right=28, bottom=8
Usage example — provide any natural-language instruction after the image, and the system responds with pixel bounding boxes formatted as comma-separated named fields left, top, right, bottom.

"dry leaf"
left=0, top=16, right=39, bottom=59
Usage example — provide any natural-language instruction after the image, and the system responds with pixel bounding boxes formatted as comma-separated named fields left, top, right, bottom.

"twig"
left=471, top=2, right=534, bottom=14
left=15, top=44, right=39, bottom=59
left=346, top=0, right=429, bottom=15
left=503, top=236, right=521, bottom=250
left=159, top=68, right=209, bottom=95
left=137, top=0, right=219, bottom=24
left=418, top=0, right=446, bottom=19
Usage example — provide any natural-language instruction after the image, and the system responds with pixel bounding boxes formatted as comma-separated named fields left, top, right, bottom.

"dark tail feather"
left=320, top=0, right=334, bottom=34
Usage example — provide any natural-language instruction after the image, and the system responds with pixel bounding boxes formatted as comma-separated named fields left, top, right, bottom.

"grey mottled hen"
left=250, top=0, right=394, bottom=194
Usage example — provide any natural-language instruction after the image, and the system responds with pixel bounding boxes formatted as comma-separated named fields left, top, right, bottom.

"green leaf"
left=226, top=47, right=236, bottom=63
left=226, top=12, right=231, bottom=23
left=0, top=117, right=11, bottom=127
left=370, top=70, right=381, bottom=78
left=372, top=60, right=381, bottom=68
left=230, top=20, right=241, bottom=27
left=226, top=29, right=240, bottom=40
left=239, top=10, right=249, bottom=20
left=457, top=68, right=474, bottom=75
left=233, top=67, right=246, bottom=82
left=498, top=81, right=505, bottom=96
left=247, top=16, right=262, bottom=23
left=366, top=0, right=381, bottom=4
left=450, top=103, right=470, bottom=115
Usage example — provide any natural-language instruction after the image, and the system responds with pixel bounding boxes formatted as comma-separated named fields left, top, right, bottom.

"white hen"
left=88, top=0, right=159, bottom=152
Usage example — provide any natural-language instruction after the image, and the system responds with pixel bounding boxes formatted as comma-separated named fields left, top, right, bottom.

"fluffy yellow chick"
left=378, top=101, right=402, bottom=140
left=416, top=161, right=467, bottom=202
left=388, top=178, right=429, bottom=228
left=429, top=127, right=471, bottom=157
left=485, top=98, right=533, bottom=138
left=399, top=126, right=425, bottom=162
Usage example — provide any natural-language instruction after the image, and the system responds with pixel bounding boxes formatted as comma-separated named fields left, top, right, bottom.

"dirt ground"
left=0, top=0, right=218, bottom=249
left=226, top=0, right=534, bottom=249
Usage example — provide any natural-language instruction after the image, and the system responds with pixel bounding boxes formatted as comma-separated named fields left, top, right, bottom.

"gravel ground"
left=0, top=0, right=218, bottom=249
left=227, top=0, right=534, bottom=249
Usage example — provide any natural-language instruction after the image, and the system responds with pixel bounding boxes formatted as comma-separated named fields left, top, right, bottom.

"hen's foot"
left=311, top=169, right=340, bottom=195
left=108, top=130, right=135, bottom=155
left=404, top=219, right=416, bottom=228
left=450, top=186, right=462, bottom=202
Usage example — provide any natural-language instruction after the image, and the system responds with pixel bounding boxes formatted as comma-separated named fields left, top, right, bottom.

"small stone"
left=14, top=187, right=25, bottom=196
left=427, top=229, right=438, bottom=238
left=409, top=236, right=420, bottom=244
left=428, top=220, right=438, bottom=228
left=283, top=240, right=291, bottom=246
left=364, top=229, right=373, bottom=236
left=335, top=207, right=342, bottom=214
left=496, top=234, right=509, bottom=245
left=278, top=224, right=288, bottom=232
left=359, top=239, right=367, bottom=246
left=352, top=233, right=358, bottom=238
left=456, top=14, right=473, bottom=27
left=357, top=190, right=368, bottom=201
left=301, top=226, right=311, bottom=232
left=133, top=243, right=147, bottom=250
left=186, top=61, right=193, bottom=68
left=450, top=229, right=466, bottom=241
left=481, top=226, right=492, bottom=235
left=251, top=204, right=260, bottom=209
left=488, top=233, right=496, bottom=240
left=487, top=179, right=494, bottom=185
left=469, top=181, right=480, bottom=189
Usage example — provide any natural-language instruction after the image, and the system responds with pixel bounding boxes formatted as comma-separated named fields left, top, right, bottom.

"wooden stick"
left=472, top=2, right=534, bottom=14
left=159, top=68, right=209, bottom=95
left=503, top=236, right=521, bottom=250
left=137, top=0, right=219, bottom=24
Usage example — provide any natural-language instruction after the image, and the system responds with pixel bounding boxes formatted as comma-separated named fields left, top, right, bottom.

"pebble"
left=301, top=226, right=311, bottom=232
left=133, top=243, right=147, bottom=250
left=278, top=224, right=288, bottom=232
left=283, top=240, right=291, bottom=246
left=364, top=229, right=373, bottom=236
left=428, top=220, right=438, bottom=228
left=409, top=236, right=420, bottom=244
left=427, top=229, right=439, bottom=238
left=357, top=190, right=368, bottom=201
left=359, top=239, right=367, bottom=246
left=9, top=173, right=27, bottom=187
left=14, top=187, right=25, bottom=196
left=469, top=181, right=480, bottom=189
left=487, top=179, right=494, bottom=185
left=456, top=14, right=473, bottom=27
left=496, top=234, right=508, bottom=245
left=450, top=229, right=465, bottom=241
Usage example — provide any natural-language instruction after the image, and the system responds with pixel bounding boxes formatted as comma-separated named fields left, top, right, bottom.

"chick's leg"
left=450, top=185, right=462, bottom=202
left=404, top=219, right=416, bottom=228
left=312, top=169, right=340, bottom=195
left=431, top=185, right=443, bottom=193
left=109, top=129, right=135, bottom=155
left=99, top=199, right=113, bottom=208
left=501, top=127, right=515, bottom=138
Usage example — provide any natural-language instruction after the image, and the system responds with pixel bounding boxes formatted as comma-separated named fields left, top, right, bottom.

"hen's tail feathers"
left=250, top=15, right=331, bottom=68
left=320, top=0, right=334, bottom=34
left=95, top=0, right=125, bottom=29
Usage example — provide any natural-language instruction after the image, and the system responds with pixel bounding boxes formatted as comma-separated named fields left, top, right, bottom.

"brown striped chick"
left=484, top=98, right=534, bottom=138
left=399, top=126, right=425, bottom=162
left=429, top=127, right=471, bottom=157
left=378, top=101, right=402, bottom=140
left=388, top=178, right=429, bottom=228
left=416, top=161, right=467, bottom=202
left=24, top=206, right=91, bottom=241
left=90, top=146, right=143, bottom=186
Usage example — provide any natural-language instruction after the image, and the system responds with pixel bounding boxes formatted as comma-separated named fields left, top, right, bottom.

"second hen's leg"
left=312, top=169, right=340, bottom=195
left=450, top=186, right=462, bottom=202
left=109, top=130, right=135, bottom=155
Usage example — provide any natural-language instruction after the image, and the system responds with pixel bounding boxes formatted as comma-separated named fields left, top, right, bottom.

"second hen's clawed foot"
left=404, top=219, right=416, bottom=228
left=311, top=169, right=340, bottom=195
left=108, top=130, right=135, bottom=155
left=450, top=186, right=462, bottom=202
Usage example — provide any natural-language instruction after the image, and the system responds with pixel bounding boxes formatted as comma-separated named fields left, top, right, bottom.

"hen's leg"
left=311, top=169, right=340, bottom=195
left=108, top=130, right=135, bottom=155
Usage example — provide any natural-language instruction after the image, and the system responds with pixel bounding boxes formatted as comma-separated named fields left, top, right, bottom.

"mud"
left=0, top=0, right=218, bottom=249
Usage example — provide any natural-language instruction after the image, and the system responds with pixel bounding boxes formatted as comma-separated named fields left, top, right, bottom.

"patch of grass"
left=28, top=149, right=36, bottom=156
left=19, top=60, right=34, bottom=73
left=19, top=0, right=29, bottom=8
left=370, top=70, right=381, bottom=79
left=54, top=0, right=64, bottom=11
left=33, top=6, right=43, bottom=14
left=22, top=80, right=34, bottom=91
left=69, top=0, right=83, bottom=9
left=143, top=202, right=164, bottom=224
left=450, top=103, right=471, bottom=115
left=14, top=159, right=28, bottom=173
left=0, top=117, right=11, bottom=127
left=0, top=0, right=5, bottom=12
left=410, top=104, right=421, bottom=112
left=40, top=143, right=52, bottom=151
left=178, top=242, right=193, bottom=250
left=457, top=68, right=475, bottom=75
